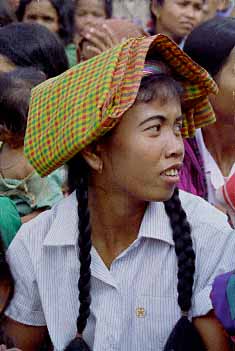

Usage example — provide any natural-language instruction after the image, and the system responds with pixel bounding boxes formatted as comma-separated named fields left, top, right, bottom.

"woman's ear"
left=151, top=0, right=160, bottom=18
left=81, top=144, right=103, bottom=174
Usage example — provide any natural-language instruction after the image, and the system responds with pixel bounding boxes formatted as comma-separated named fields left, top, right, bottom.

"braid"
left=65, top=158, right=91, bottom=351
left=164, top=187, right=195, bottom=312
left=163, top=188, right=205, bottom=351
left=76, top=179, right=92, bottom=335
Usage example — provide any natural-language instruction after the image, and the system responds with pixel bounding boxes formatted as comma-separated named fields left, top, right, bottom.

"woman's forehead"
left=77, top=0, right=105, bottom=10
left=119, top=97, right=182, bottom=128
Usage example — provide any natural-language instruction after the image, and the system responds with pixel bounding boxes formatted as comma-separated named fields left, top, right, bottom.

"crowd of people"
left=0, top=0, right=235, bottom=350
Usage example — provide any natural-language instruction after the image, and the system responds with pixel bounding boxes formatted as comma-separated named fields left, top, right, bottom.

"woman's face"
left=75, top=0, right=106, bottom=35
left=0, top=54, right=16, bottom=72
left=98, top=94, right=184, bottom=203
left=210, top=47, right=235, bottom=121
left=23, top=0, right=59, bottom=34
left=152, top=0, right=204, bottom=43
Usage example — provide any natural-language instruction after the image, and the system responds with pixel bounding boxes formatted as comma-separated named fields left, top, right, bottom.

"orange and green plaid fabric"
left=24, top=34, right=218, bottom=177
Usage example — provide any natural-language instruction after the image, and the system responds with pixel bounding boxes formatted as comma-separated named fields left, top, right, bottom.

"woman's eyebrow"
left=138, top=115, right=166, bottom=127
left=138, top=114, right=183, bottom=127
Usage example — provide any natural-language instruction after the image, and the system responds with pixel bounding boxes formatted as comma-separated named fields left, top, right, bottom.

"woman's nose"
left=165, top=134, right=184, bottom=159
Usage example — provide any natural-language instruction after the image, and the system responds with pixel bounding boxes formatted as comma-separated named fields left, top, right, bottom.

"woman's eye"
left=177, top=1, right=188, bottom=6
left=43, top=16, right=54, bottom=22
left=175, top=122, right=183, bottom=133
left=145, top=124, right=161, bottom=133
left=27, top=14, right=37, bottom=20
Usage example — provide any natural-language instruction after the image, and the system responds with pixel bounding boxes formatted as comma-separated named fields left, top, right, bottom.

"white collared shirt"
left=5, top=190, right=235, bottom=351
left=196, top=129, right=235, bottom=206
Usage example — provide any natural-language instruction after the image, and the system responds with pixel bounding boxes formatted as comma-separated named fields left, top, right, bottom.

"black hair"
left=65, top=73, right=205, bottom=350
left=0, top=67, right=46, bottom=144
left=104, top=0, right=112, bottom=18
left=184, top=17, right=235, bottom=77
left=135, top=73, right=183, bottom=103
left=0, top=0, right=17, bottom=27
left=0, top=22, right=69, bottom=78
left=163, top=188, right=206, bottom=351
left=16, top=0, right=75, bottom=45
left=65, top=155, right=92, bottom=351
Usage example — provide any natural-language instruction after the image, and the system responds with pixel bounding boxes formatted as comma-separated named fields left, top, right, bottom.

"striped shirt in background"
left=5, top=190, right=235, bottom=350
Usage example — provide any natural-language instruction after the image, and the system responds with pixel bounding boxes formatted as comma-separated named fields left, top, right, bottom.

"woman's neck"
left=155, top=24, right=182, bottom=44
left=202, top=118, right=235, bottom=176
left=88, top=186, right=147, bottom=267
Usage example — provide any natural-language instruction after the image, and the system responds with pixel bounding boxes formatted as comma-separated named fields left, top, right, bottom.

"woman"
left=1, top=34, right=234, bottom=350
left=149, top=0, right=204, bottom=46
left=75, top=0, right=112, bottom=34
left=16, top=0, right=74, bottom=46
left=181, top=17, right=235, bottom=211
left=74, top=0, right=112, bottom=59
left=16, top=0, right=76, bottom=67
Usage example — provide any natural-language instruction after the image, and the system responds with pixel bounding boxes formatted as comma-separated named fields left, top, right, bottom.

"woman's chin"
left=144, top=186, right=176, bottom=203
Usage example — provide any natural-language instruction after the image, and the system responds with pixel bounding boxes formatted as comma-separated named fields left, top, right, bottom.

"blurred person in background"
left=0, top=23, right=69, bottom=243
left=0, top=0, right=16, bottom=27
left=0, top=22, right=68, bottom=77
left=74, top=0, right=112, bottom=47
left=179, top=17, right=235, bottom=214
left=201, top=0, right=235, bottom=22
left=0, top=68, right=64, bottom=235
left=200, top=0, right=221, bottom=21
left=150, top=0, right=204, bottom=46
left=16, top=0, right=76, bottom=66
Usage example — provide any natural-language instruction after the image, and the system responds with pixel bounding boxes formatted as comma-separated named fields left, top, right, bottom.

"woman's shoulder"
left=179, top=189, right=235, bottom=247
left=179, top=189, right=229, bottom=228
left=9, top=192, right=78, bottom=252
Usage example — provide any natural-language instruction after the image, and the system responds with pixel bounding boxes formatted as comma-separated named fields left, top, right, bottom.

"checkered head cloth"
left=24, top=34, right=218, bottom=176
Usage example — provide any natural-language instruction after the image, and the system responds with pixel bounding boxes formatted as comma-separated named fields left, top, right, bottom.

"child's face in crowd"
left=152, top=0, right=204, bottom=42
left=75, top=0, right=106, bottom=35
left=0, top=55, right=16, bottom=73
left=23, top=0, right=59, bottom=34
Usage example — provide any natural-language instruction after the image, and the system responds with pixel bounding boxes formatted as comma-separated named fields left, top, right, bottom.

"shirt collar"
left=43, top=192, right=174, bottom=247
left=138, top=201, right=174, bottom=246
left=43, top=192, right=79, bottom=246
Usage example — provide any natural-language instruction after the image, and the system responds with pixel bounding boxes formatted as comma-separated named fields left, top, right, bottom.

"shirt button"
left=136, top=307, right=145, bottom=318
